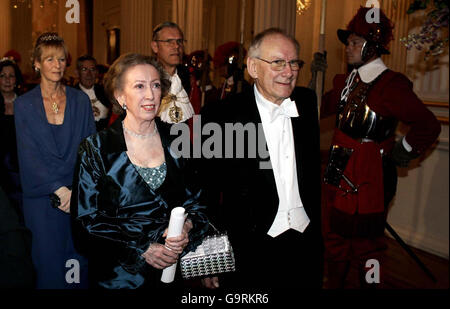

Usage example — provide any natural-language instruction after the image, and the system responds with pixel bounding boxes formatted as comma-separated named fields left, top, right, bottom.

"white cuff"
left=402, top=137, right=413, bottom=152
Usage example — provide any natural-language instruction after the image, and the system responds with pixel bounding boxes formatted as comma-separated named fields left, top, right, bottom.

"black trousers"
left=222, top=227, right=324, bottom=288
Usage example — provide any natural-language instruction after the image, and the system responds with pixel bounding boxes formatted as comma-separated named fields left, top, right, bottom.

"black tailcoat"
left=201, top=86, right=324, bottom=288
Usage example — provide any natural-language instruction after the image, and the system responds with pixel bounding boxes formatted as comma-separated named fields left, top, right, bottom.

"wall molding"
left=425, top=101, right=449, bottom=124
left=424, top=101, right=449, bottom=108
left=386, top=223, right=449, bottom=259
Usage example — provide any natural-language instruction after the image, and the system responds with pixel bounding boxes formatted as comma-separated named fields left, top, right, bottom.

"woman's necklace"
left=3, top=93, right=17, bottom=115
left=43, top=88, right=63, bottom=114
left=122, top=121, right=158, bottom=139
left=51, top=99, right=59, bottom=114
left=3, top=93, right=17, bottom=104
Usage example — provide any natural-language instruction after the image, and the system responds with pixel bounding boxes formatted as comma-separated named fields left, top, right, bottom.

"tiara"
left=38, top=34, right=64, bottom=44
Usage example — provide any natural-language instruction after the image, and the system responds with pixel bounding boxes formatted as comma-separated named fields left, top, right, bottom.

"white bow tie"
left=270, top=98, right=299, bottom=122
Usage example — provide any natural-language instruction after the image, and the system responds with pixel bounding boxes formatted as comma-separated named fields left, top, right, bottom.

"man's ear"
left=247, top=57, right=258, bottom=79
left=151, top=41, right=158, bottom=54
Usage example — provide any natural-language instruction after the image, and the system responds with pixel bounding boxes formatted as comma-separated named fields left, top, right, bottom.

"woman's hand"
left=142, top=243, right=179, bottom=269
left=54, top=186, right=71, bottom=214
left=163, top=219, right=193, bottom=254
left=144, top=219, right=193, bottom=269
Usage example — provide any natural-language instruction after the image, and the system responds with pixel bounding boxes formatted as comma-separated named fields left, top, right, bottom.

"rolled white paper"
left=161, top=207, right=186, bottom=283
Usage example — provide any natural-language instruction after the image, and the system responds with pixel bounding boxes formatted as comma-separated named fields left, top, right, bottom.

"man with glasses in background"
left=151, top=22, right=194, bottom=124
left=201, top=28, right=323, bottom=289
left=75, top=55, right=111, bottom=131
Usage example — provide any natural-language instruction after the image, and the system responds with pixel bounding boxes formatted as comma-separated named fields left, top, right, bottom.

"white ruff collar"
left=358, top=57, right=388, bottom=83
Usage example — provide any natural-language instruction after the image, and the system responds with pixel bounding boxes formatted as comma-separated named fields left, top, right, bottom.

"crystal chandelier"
left=296, top=0, right=312, bottom=15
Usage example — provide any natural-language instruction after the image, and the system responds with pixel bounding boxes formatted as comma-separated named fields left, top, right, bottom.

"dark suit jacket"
left=176, top=64, right=191, bottom=95
left=201, top=86, right=323, bottom=286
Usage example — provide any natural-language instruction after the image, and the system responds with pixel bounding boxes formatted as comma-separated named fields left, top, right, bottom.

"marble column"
left=0, top=1, right=12, bottom=58
left=31, top=0, right=59, bottom=43
left=184, top=0, right=204, bottom=54
left=381, top=0, right=410, bottom=75
left=172, top=0, right=186, bottom=31
left=254, top=0, right=296, bottom=37
left=10, top=3, right=32, bottom=75
left=120, top=0, right=154, bottom=55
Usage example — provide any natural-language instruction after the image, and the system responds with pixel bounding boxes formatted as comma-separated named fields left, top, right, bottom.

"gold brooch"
left=169, top=104, right=183, bottom=123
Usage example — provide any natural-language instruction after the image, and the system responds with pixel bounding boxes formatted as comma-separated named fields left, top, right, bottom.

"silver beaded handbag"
left=180, top=223, right=236, bottom=279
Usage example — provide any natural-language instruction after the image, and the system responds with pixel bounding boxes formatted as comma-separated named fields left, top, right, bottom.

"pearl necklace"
left=122, top=121, right=158, bottom=139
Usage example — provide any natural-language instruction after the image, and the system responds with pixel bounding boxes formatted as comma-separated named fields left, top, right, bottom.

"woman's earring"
left=122, top=103, right=127, bottom=110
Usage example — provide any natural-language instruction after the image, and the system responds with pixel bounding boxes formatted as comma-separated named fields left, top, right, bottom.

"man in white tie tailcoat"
left=201, top=28, right=324, bottom=289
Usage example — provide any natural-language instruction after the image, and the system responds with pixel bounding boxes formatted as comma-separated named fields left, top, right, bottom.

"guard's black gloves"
left=391, top=139, right=420, bottom=168
left=310, top=52, right=328, bottom=73
left=308, top=52, right=327, bottom=90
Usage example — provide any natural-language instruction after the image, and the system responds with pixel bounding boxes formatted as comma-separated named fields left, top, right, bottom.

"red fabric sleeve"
left=367, top=73, right=441, bottom=154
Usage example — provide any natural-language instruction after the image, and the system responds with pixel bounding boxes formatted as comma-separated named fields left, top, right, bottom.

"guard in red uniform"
left=320, top=6, right=441, bottom=288
left=186, top=50, right=219, bottom=112
left=213, top=41, right=250, bottom=100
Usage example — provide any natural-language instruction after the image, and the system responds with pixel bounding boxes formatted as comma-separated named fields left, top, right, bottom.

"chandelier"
left=296, top=0, right=312, bottom=15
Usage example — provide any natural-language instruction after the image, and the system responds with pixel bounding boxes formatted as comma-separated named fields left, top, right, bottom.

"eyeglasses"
left=255, top=57, right=304, bottom=71
left=154, top=39, right=186, bottom=46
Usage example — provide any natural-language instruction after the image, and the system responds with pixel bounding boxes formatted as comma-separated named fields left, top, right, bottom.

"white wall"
left=386, top=7, right=449, bottom=258
left=388, top=122, right=449, bottom=258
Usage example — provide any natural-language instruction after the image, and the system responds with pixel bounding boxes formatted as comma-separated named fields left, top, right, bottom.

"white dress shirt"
left=254, top=85, right=310, bottom=237
left=159, top=71, right=194, bottom=124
